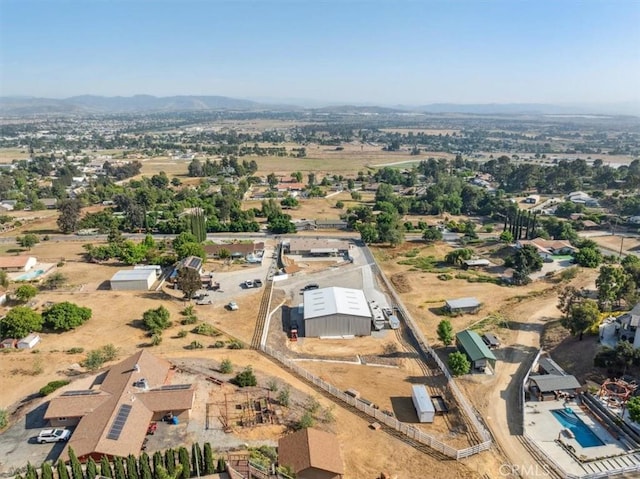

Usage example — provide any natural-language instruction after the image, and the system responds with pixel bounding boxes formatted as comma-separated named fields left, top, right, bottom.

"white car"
left=227, top=301, right=239, bottom=311
left=37, top=429, right=71, bottom=444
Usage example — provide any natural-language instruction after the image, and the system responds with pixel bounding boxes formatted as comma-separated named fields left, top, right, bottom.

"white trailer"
left=411, top=385, right=435, bottom=423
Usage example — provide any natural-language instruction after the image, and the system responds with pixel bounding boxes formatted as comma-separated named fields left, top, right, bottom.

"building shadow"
left=25, top=402, right=49, bottom=429
left=390, top=396, right=419, bottom=423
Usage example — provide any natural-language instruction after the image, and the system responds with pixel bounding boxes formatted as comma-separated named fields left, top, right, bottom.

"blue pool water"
left=551, top=408, right=605, bottom=447
left=16, top=269, right=45, bottom=281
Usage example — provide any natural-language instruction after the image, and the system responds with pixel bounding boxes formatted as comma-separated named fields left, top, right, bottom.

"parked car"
left=382, top=307, right=393, bottom=319
left=37, top=429, right=71, bottom=444
left=301, top=283, right=319, bottom=291
left=244, top=280, right=254, bottom=288
left=195, top=296, right=212, bottom=305
left=253, top=279, right=263, bottom=287
left=227, top=301, right=239, bottom=311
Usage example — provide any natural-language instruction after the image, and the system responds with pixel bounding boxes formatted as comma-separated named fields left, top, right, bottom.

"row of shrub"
left=16, top=443, right=226, bottom=479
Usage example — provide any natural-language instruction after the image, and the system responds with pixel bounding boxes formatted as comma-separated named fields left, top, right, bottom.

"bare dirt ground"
left=590, top=234, right=640, bottom=255
left=374, top=240, right=601, bottom=478
left=0, top=241, right=484, bottom=478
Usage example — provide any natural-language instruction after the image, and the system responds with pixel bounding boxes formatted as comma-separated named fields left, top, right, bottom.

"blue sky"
left=0, top=0, right=638, bottom=104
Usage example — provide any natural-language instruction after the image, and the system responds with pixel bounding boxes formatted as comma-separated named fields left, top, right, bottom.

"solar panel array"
left=106, top=404, right=132, bottom=440
left=158, top=384, right=191, bottom=390
left=61, top=390, right=100, bottom=397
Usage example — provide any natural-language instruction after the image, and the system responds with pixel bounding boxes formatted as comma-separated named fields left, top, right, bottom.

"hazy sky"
left=1, top=0, right=639, bottom=105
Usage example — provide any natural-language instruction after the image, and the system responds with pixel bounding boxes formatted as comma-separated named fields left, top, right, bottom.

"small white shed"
left=110, top=269, right=156, bottom=291
left=17, top=333, right=41, bottom=349
left=411, top=385, right=435, bottom=423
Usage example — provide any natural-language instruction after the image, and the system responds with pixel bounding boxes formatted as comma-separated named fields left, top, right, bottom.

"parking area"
left=0, top=400, right=68, bottom=474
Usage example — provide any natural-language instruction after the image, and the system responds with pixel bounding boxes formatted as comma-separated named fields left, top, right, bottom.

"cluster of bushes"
left=0, top=301, right=91, bottom=339
left=39, top=380, right=70, bottom=396
left=81, top=344, right=119, bottom=371
left=15, top=443, right=227, bottom=479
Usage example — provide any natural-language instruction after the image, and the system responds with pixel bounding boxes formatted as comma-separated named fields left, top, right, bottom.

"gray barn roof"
left=446, top=297, right=481, bottom=310
left=538, top=357, right=566, bottom=376
left=529, top=374, right=581, bottom=392
left=111, top=269, right=156, bottom=282
left=303, top=287, right=371, bottom=320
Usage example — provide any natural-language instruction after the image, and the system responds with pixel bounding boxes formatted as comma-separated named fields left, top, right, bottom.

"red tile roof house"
left=516, top=238, right=577, bottom=260
left=0, top=255, right=37, bottom=272
left=44, top=350, right=194, bottom=462
left=278, top=428, right=344, bottom=479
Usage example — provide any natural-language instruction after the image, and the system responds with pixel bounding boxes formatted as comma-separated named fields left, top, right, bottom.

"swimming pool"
left=16, top=269, right=45, bottom=281
left=551, top=408, right=605, bottom=447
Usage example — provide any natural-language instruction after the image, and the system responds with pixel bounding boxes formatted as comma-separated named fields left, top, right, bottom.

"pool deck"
left=524, top=399, right=629, bottom=476
left=8, top=262, right=56, bottom=281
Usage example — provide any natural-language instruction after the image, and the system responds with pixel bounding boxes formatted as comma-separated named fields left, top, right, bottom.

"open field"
left=0, top=239, right=490, bottom=479
left=590, top=234, right=640, bottom=255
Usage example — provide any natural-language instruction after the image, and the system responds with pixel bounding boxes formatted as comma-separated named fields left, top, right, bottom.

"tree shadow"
left=128, top=319, right=146, bottom=330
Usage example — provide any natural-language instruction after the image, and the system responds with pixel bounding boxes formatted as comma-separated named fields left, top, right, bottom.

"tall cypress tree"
left=126, top=455, right=139, bottom=479
left=68, top=448, right=83, bottom=479
left=138, top=453, right=152, bottom=479
left=41, top=462, right=54, bottom=479
left=86, top=458, right=98, bottom=479
left=25, top=463, right=38, bottom=479
left=152, top=452, right=163, bottom=479
left=113, top=457, right=126, bottom=479
left=191, top=443, right=203, bottom=477
left=100, top=457, right=113, bottom=479
left=164, top=450, right=176, bottom=477
left=203, top=443, right=215, bottom=476
left=56, top=460, right=70, bottom=479
left=216, top=457, right=226, bottom=474
left=177, top=447, right=190, bottom=479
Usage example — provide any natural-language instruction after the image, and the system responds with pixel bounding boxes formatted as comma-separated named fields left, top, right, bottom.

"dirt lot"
left=591, top=234, right=640, bottom=255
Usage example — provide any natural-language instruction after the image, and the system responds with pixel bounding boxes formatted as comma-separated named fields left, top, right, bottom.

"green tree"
left=203, top=443, right=215, bottom=475
left=499, top=230, right=514, bottom=243
left=69, top=448, right=83, bottom=479
left=165, top=449, right=176, bottom=476
left=15, top=284, right=38, bottom=302
left=177, top=447, right=190, bottom=479
left=335, top=200, right=344, bottom=209
left=113, top=457, right=126, bottom=479
left=574, top=246, right=602, bottom=268
left=219, top=358, right=233, bottom=374
left=41, top=462, right=54, bottom=479
left=562, top=299, right=599, bottom=340
left=444, top=248, right=473, bottom=265
left=127, top=455, right=139, bottom=479
left=142, top=306, right=172, bottom=333
left=232, top=366, right=257, bottom=387
left=422, top=227, right=443, bottom=243
left=57, top=199, right=82, bottom=234
left=596, top=265, right=629, bottom=310
left=57, top=459, right=70, bottom=479
left=627, top=396, right=640, bottom=423
left=152, top=452, right=164, bottom=479
left=0, top=306, right=43, bottom=338
left=216, top=458, right=226, bottom=474
left=176, top=267, right=201, bottom=301
left=100, top=456, right=113, bottom=478
left=25, top=463, right=38, bottom=479
left=191, top=443, right=203, bottom=477
left=448, top=351, right=471, bottom=376
left=280, top=196, right=299, bottom=208
left=295, top=411, right=315, bottom=430
left=291, top=171, right=303, bottom=183
left=41, top=272, right=67, bottom=290
left=357, top=223, right=378, bottom=244
left=0, top=271, right=8, bottom=289
left=511, top=244, right=543, bottom=285
left=266, top=172, right=278, bottom=188
left=86, top=458, right=98, bottom=479
left=43, top=302, right=92, bottom=331
left=436, top=319, right=454, bottom=346
left=17, top=233, right=39, bottom=250
left=189, top=210, right=206, bottom=243
left=277, top=386, right=291, bottom=407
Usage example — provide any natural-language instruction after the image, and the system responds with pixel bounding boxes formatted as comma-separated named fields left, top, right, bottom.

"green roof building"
left=455, top=330, right=497, bottom=372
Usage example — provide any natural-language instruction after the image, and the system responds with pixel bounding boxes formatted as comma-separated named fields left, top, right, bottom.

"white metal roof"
left=446, top=297, right=481, bottom=309
left=110, top=269, right=156, bottom=282
left=303, top=287, right=371, bottom=320
left=411, top=385, right=435, bottom=413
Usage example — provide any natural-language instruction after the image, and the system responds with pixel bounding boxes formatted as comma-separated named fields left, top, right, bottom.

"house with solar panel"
left=43, top=350, right=194, bottom=461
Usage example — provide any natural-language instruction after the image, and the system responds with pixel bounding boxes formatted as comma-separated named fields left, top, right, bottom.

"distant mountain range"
left=0, top=94, right=638, bottom=116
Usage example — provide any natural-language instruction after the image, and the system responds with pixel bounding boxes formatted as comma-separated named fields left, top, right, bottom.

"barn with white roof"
left=303, top=287, right=372, bottom=337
